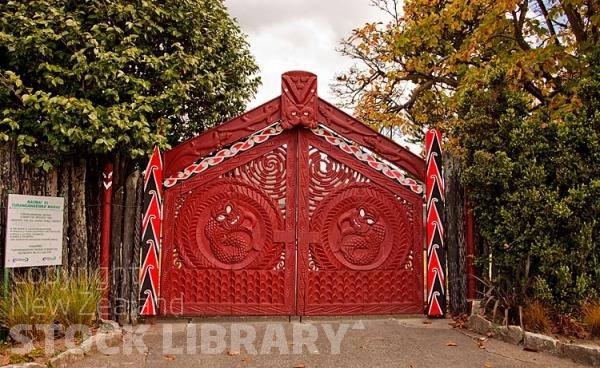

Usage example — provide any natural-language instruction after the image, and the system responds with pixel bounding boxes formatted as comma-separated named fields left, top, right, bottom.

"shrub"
left=583, top=301, right=600, bottom=337
left=456, top=51, right=600, bottom=312
left=0, top=271, right=57, bottom=341
left=523, top=300, right=550, bottom=333
left=0, top=269, right=103, bottom=341
left=54, top=270, right=102, bottom=327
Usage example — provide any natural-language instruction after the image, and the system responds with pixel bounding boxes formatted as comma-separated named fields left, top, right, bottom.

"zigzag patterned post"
left=140, top=146, right=163, bottom=316
left=426, top=129, right=446, bottom=317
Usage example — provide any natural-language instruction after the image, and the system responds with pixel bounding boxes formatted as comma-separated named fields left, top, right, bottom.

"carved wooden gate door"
left=161, top=129, right=297, bottom=315
left=158, top=71, right=426, bottom=316
left=296, top=129, right=423, bottom=315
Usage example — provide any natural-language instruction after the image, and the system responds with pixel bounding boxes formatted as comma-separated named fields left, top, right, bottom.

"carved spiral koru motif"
left=175, top=179, right=282, bottom=270
left=226, top=147, right=287, bottom=210
left=311, top=184, right=410, bottom=271
left=308, top=148, right=356, bottom=189
left=307, top=147, right=368, bottom=216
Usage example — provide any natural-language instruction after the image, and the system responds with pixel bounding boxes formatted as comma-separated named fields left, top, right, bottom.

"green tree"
left=456, top=58, right=600, bottom=311
left=0, top=0, right=259, bottom=168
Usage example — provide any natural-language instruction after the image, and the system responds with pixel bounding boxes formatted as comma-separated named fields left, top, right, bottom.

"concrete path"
left=72, top=317, right=586, bottom=368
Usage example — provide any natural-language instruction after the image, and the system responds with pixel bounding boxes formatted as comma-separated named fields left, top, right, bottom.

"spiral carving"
left=225, top=146, right=287, bottom=217
left=244, top=148, right=286, bottom=200
left=307, top=147, right=368, bottom=218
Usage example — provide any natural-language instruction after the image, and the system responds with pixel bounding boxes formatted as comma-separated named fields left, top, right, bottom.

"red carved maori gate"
left=150, top=71, right=438, bottom=316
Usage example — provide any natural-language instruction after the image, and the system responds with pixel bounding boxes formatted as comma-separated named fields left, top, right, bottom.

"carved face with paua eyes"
left=204, top=199, right=257, bottom=264
left=336, top=206, right=385, bottom=265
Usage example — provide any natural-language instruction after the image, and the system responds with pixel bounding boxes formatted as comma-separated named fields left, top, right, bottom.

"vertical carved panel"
left=281, top=71, right=318, bottom=129
left=426, top=129, right=446, bottom=317
left=140, top=146, right=162, bottom=316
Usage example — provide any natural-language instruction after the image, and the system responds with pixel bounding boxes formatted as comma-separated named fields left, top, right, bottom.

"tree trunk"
left=119, top=169, right=139, bottom=324
left=59, top=160, right=71, bottom=270
left=68, top=159, right=88, bottom=272
left=86, top=159, right=102, bottom=270
left=1, top=139, right=62, bottom=273
left=444, top=152, right=469, bottom=314
left=131, top=170, right=144, bottom=325
left=0, top=142, right=12, bottom=266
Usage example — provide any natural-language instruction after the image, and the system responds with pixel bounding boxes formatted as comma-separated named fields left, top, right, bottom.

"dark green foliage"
left=0, top=0, right=259, bottom=168
left=456, top=53, right=600, bottom=312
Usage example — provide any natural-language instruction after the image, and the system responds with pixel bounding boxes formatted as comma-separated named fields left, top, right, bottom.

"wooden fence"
left=0, top=142, right=143, bottom=324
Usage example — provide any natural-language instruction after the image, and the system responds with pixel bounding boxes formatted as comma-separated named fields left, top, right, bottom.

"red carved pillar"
left=100, top=162, right=113, bottom=320
left=426, top=129, right=446, bottom=317
left=140, top=147, right=163, bottom=315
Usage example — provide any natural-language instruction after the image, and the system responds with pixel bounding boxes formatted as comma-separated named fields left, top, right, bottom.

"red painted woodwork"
left=159, top=71, right=426, bottom=316
left=164, top=78, right=424, bottom=182
left=100, top=162, right=113, bottom=319
left=281, top=71, right=318, bottom=129
left=163, top=98, right=281, bottom=178
left=163, top=125, right=285, bottom=188
left=316, top=100, right=426, bottom=181
left=425, top=129, right=446, bottom=317
left=296, top=129, right=424, bottom=315
left=140, top=147, right=163, bottom=315
left=161, top=133, right=296, bottom=315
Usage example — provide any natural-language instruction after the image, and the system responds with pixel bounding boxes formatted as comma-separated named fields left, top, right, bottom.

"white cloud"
left=226, top=0, right=382, bottom=38
left=224, top=0, right=389, bottom=107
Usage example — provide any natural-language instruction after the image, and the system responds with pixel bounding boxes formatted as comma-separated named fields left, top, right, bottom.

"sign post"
left=4, top=194, right=64, bottom=269
left=2, top=194, right=64, bottom=341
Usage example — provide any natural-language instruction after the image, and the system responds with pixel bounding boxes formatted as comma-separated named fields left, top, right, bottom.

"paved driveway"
left=72, top=317, right=586, bottom=368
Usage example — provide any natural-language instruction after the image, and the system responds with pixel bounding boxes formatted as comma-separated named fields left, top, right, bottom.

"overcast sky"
left=224, top=0, right=387, bottom=108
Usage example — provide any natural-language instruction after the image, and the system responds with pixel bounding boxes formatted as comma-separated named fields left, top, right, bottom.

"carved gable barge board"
left=317, top=99, right=426, bottom=182
left=163, top=98, right=281, bottom=178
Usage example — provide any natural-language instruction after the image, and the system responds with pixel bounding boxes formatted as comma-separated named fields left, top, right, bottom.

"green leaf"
left=0, top=0, right=259, bottom=163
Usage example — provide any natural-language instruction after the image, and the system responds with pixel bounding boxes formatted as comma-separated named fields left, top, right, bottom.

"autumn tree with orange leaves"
left=335, top=0, right=598, bottom=139
left=335, top=0, right=600, bottom=318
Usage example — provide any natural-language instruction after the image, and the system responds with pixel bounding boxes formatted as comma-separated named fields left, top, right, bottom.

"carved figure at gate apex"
left=205, top=199, right=258, bottom=264
left=337, top=206, right=385, bottom=265
left=281, top=71, right=318, bottom=129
